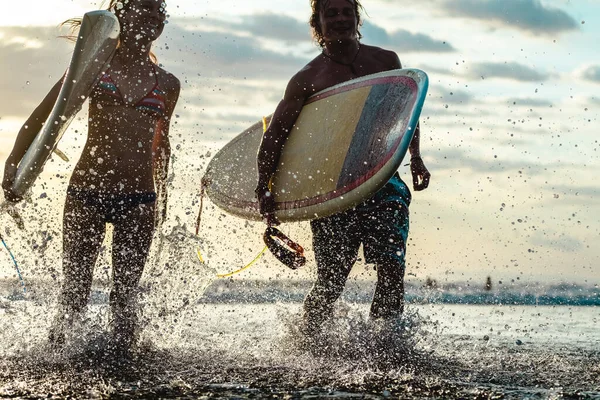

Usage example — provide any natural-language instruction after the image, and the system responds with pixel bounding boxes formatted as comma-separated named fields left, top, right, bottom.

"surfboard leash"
left=214, top=246, right=268, bottom=278
left=262, top=227, right=306, bottom=270
left=194, top=176, right=208, bottom=262
left=0, top=232, right=26, bottom=294
left=195, top=176, right=269, bottom=278
left=194, top=115, right=305, bottom=276
left=195, top=177, right=208, bottom=237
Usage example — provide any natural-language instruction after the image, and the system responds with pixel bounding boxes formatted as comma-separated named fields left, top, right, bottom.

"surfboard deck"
left=203, top=68, right=428, bottom=222
left=11, top=10, right=120, bottom=197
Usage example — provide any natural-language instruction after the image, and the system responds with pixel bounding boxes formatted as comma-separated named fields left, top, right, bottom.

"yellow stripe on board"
left=273, top=86, right=372, bottom=201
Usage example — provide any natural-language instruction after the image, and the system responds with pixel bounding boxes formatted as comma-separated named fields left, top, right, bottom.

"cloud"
left=577, top=65, right=600, bottom=84
left=430, top=146, right=569, bottom=178
left=160, top=23, right=307, bottom=79
left=182, top=13, right=309, bottom=44
left=0, top=26, right=73, bottom=118
left=417, top=64, right=455, bottom=77
left=361, top=21, right=455, bottom=53
left=504, top=97, right=553, bottom=108
left=530, top=231, right=583, bottom=252
left=440, top=0, right=578, bottom=35
left=232, top=13, right=310, bottom=43
left=547, top=183, right=600, bottom=200
left=466, top=61, right=550, bottom=82
left=430, top=89, right=474, bottom=105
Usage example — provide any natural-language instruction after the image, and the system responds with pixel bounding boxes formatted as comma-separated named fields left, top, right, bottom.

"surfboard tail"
left=11, top=11, right=119, bottom=197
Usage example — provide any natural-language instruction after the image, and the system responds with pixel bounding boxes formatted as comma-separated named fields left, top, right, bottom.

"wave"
left=2, top=278, right=598, bottom=306
left=199, top=279, right=600, bottom=306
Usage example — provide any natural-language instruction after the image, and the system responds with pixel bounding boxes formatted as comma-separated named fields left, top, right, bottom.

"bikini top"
left=91, top=65, right=166, bottom=117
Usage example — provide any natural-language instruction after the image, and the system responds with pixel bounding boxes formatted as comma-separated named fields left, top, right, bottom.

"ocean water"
left=0, top=178, right=599, bottom=398
left=1, top=275, right=598, bottom=398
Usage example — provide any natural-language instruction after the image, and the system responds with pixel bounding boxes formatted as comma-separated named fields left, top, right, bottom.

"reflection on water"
left=0, top=175, right=599, bottom=398
left=1, top=293, right=599, bottom=399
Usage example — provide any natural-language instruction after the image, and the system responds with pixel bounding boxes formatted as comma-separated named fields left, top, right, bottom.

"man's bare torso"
left=291, top=43, right=401, bottom=102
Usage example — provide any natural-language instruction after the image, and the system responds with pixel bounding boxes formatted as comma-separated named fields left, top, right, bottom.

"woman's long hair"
left=60, top=0, right=158, bottom=63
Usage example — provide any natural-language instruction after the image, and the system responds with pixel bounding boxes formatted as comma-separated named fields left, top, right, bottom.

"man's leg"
left=371, top=258, right=405, bottom=319
left=303, top=211, right=359, bottom=334
left=110, top=201, right=156, bottom=352
left=362, top=186, right=410, bottom=319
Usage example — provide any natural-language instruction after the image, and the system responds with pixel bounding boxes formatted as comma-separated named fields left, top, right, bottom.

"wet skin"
left=255, top=0, right=431, bottom=328
left=2, top=0, right=181, bottom=351
left=256, top=0, right=430, bottom=225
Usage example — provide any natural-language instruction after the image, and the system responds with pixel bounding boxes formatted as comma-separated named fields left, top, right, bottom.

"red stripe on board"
left=277, top=132, right=402, bottom=211
left=213, top=76, right=419, bottom=213
left=306, top=75, right=417, bottom=105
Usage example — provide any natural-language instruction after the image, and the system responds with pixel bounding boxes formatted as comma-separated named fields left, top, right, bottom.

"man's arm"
left=409, top=123, right=431, bottom=191
left=256, top=73, right=309, bottom=225
left=382, top=49, right=430, bottom=191
left=2, top=77, right=63, bottom=202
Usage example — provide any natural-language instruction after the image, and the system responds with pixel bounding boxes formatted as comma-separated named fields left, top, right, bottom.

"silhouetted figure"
left=485, top=276, right=492, bottom=291
left=425, top=277, right=438, bottom=289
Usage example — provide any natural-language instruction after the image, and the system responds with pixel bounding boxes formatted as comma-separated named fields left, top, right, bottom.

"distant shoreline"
left=2, top=278, right=598, bottom=306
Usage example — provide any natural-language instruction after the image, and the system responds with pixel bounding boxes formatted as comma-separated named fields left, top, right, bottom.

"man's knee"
left=307, top=276, right=346, bottom=305
left=376, top=257, right=405, bottom=278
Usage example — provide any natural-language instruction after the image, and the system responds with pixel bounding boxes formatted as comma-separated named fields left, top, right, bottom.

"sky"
left=0, top=0, right=598, bottom=286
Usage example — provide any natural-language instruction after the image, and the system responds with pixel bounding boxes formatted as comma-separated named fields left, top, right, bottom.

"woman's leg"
left=110, top=201, right=156, bottom=350
left=50, top=194, right=106, bottom=343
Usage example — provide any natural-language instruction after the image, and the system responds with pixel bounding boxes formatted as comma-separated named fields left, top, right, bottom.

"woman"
left=1, top=0, right=180, bottom=354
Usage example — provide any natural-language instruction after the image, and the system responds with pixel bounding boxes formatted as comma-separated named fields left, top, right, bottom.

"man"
left=256, top=0, right=431, bottom=334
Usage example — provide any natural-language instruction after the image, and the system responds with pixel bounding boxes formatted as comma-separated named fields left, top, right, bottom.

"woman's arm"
left=152, top=72, right=181, bottom=227
left=2, top=78, right=63, bottom=202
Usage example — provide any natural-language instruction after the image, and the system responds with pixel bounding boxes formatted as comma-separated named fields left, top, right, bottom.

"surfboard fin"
left=53, top=148, right=70, bottom=162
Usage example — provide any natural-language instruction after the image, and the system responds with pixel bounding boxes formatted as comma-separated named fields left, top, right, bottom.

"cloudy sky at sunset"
left=1, top=0, right=598, bottom=285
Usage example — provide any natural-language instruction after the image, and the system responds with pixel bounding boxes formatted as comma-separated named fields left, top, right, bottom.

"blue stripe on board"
left=336, top=83, right=415, bottom=190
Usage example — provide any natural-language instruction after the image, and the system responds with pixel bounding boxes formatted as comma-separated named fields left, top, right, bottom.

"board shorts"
left=310, top=173, right=411, bottom=267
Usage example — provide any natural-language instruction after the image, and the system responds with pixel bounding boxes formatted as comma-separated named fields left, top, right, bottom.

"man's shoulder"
left=286, top=56, right=325, bottom=92
left=361, top=44, right=401, bottom=67
left=292, top=55, right=323, bottom=82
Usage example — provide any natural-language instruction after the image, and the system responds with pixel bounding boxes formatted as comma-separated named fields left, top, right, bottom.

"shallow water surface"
left=1, top=300, right=598, bottom=399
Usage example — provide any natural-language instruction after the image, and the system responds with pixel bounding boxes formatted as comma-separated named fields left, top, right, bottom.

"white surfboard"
left=203, top=69, right=429, bottom=222
left=11, top=10, right=120, bottom=197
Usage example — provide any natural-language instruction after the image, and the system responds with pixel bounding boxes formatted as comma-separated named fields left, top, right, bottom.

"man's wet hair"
left=309, top=0, right=364, bottom=48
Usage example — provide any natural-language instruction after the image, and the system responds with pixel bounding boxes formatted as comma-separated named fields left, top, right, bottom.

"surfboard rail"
left=11, top=10, right=120, bottom=197
left=204, top=68, right=429, bottom=223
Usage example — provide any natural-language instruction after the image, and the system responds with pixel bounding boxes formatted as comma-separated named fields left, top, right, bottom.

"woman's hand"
left=2, top=160, right=22, bottom=203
